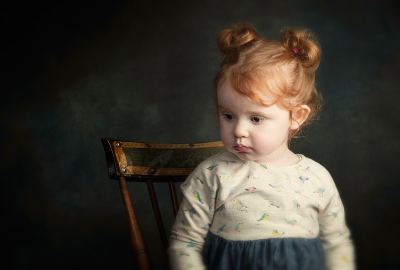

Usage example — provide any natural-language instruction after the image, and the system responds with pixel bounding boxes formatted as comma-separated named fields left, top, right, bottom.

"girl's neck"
left=255, top=144, right=298, bottom=167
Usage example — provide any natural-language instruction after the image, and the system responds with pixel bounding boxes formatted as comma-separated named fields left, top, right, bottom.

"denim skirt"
left=201, top=231, right=325, bottom=270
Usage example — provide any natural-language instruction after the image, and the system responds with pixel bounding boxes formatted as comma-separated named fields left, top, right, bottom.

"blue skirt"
left=201, top=231, right=325, bottom=270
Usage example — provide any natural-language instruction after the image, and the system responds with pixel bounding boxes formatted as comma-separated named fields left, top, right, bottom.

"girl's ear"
left=290, top=105, right=311, bottom=130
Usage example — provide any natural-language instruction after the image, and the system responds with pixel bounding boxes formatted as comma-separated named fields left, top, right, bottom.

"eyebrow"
left=217, top=105, right=228, bottom=111
left=218, top=105, right=271, bottom=117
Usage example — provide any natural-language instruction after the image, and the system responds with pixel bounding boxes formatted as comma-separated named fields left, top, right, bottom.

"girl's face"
left=217, top=79, right=296, bottom=163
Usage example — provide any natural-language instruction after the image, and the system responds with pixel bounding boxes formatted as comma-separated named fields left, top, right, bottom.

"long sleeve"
left=318, top=180, right=356, bottom=270
left=167, top=162, right=216, bottom=270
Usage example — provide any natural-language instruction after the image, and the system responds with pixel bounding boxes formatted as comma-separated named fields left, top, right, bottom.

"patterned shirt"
left=168, top=150, right=355, bottom=270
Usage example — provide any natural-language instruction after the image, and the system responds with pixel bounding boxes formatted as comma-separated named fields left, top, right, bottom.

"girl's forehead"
left=217, top=81, right=284, bottom=114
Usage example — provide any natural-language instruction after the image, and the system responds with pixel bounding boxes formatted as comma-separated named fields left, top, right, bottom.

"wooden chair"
left=101, top=138, right=224, bottom=270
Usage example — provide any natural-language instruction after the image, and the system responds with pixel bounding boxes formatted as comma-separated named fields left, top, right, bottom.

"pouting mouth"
left=234, top=145, right=252, bottom=153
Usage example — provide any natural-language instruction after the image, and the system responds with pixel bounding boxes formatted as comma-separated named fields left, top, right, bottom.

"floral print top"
left=168, top=150, right=355, bottom=270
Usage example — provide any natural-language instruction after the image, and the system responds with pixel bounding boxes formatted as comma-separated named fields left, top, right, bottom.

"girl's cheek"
left=220, top=121, right=231, bottom=130
left=219, top=122, right=231, bottom=134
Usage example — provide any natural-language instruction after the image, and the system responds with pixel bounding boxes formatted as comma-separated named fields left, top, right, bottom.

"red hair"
left=214, top=22, right=323, bottom=139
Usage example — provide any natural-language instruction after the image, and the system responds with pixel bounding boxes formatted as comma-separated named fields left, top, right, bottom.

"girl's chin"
left=230, top=150, right=257, bottom=161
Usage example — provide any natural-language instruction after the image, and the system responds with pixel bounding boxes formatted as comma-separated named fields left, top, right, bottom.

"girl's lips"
left=234, top=145, right=252, bottom=153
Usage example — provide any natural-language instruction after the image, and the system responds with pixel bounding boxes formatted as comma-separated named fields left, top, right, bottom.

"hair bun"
left=217, top=22, right=259, bottom=56
left=280, top=28, right=321, bottom=71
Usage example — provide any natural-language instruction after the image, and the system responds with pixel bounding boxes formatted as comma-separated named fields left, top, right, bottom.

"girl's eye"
left=222, top=113, right=233, bottom=120
left=250, top=115, right=265, bottom=124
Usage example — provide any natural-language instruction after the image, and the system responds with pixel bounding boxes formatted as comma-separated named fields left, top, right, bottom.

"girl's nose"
left=233, top=120, right=249, bottom=138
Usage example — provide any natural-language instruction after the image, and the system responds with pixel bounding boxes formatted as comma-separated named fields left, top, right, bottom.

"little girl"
left=168, top=22, right=355, bottom=270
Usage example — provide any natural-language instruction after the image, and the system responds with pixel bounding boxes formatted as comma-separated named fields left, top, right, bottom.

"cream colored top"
left=168, top=150, right=355, bottom=270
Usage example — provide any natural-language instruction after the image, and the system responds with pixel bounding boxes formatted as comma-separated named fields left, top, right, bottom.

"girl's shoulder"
left=301, top=155, right=330, bottom=173
left=181, top=150, right=233, bottom=191
left=189, top=150, right=244, bottom=180
left=300, top=154, right=337, bottom=188
left=195, top=149, right=239, bottom=168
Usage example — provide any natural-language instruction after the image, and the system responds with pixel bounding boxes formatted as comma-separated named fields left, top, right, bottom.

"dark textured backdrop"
left=4, top=0, right=399, bottom=269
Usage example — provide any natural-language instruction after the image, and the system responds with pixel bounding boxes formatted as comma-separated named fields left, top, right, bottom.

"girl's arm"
left=318, top=181, right=356, bottom=270
left=167, top=161, right=216, bottom=270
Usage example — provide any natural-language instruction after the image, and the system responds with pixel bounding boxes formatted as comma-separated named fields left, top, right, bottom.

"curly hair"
left=214, top=22, right=323, bottom=140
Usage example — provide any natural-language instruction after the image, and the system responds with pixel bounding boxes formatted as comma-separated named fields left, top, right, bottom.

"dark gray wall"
left=5, top=0, right=399, bottom=269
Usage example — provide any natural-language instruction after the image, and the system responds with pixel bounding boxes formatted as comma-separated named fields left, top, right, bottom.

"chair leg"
left=168, top=180, right=179, bottom=218
left=119, top=176, right=151, bottom=270
left=146, top=180, right=169, bottom=250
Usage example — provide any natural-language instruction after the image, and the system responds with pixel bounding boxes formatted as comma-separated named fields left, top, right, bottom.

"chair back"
left=101, top=138, right=224, bottom=270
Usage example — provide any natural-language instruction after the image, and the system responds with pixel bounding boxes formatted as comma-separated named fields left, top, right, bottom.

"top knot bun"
left=280, top=28, right=321, bottom=71
left=217, top=22, right=259, bottom=56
